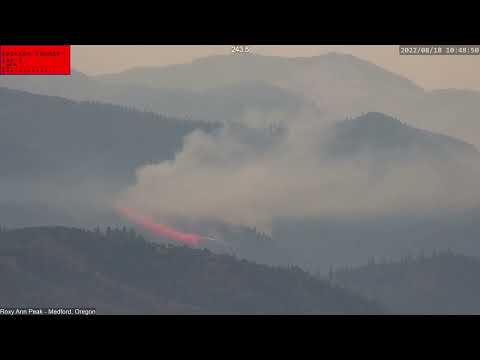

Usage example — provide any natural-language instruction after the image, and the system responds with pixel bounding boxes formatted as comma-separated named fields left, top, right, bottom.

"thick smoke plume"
left=117, top=115, right=480, bottom=233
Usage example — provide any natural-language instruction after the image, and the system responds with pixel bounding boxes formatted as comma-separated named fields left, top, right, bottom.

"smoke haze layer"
left=117, top=113, right=480, bottom=233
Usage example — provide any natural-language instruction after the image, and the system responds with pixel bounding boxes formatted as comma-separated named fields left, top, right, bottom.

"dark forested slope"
left=0, top=87, right=217, bottom=182
left=0, top=226, right=382, bottom=314
left=333, top=251, right=480, bottom=314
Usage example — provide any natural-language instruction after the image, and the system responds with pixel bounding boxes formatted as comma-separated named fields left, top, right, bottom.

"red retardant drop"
left=115, top=206, right=202, bottom=246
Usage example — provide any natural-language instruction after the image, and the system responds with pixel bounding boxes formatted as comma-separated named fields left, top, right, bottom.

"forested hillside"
left=0, top=87, right=217, bottom=182
left=333, top=251, right=480, bottom=314
left=0, top=226, right=382, bottom=314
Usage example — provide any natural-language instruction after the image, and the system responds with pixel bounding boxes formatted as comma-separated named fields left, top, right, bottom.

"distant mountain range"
left=95, top=53, right=420, bottom=97
left=94, top=53, right=480, bottom=147
left=0, top=87, right=216, bottom=182
left=0, top=226, right=382, bottom=314
left=2, top=52, right=480, bottom=146
left=0, top=69, right=321, bottom=128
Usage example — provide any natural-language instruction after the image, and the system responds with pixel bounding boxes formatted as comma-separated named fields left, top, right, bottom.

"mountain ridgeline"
left=0, top=226, right=382, bottom=314
left=4, top=53, right=480, bottom=147
left=324, top=112, right=479, bottom=160
left=92, top=53, right=480, bottom=148
left=0, top=87, right=218, bottom=182
left=0, top=69, right=322, bottom=128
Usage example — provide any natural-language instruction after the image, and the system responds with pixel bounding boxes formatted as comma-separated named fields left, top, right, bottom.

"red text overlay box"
left=0, top=45, right=70, bottom=75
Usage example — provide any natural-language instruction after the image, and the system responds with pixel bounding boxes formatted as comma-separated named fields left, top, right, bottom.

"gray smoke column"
left=117, top=116, right=480, bottom=233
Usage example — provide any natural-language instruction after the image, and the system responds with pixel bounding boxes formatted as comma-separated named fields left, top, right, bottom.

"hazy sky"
left=73, top=45, right=480, bottom=91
